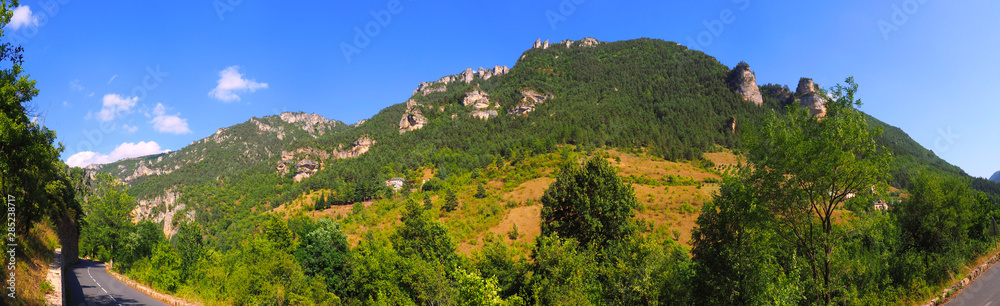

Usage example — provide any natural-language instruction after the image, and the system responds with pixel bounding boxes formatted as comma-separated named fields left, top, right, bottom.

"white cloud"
left=97, top=94, right=138, bottom=121
left=8, top=6, right=38, bottom=30
left=107, top=74, right=117, bottom=84
left=65, top=141, right=167, bottom=168
left=149, top=103, right=191, bottom=134
left=122, top=124, right=138, bottom=134
left=208, top=66, right=268, bottom=102
left=69, top=79, right=84, bottom=91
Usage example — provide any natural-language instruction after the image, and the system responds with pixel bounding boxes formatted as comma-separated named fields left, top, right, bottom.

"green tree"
left=263, top=214, right=297, bottom=254
left=529, top=235, right=600, bottom=305
left=0, top=0, right=81, bottom=238
left=540, top=157, right=638, bottom=250
left=296, top=218, right=352, bottom=295
left=690, top=175, right=802, bottom=305
left=148, top=241, right=182, bottom=292
left=120, top=220, right=164, bottom=270
left=392, top=200, right=457, bottom=265
left=444, top=189, right=459, bottom=212
left=743, top=77, right=891, bottom=303
left=173, top=221, right=204, bottom=282
left=80, top=174, right=137, bottom=262
left=475, top=182, right=488, bottom=199
left=895, top=173, right=976, bottom=282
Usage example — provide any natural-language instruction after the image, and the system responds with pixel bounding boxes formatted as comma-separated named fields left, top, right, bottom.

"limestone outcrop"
left=580, top=37, right=600, bottom=47
left=462, top=90, right=491, bottom=109
left=463, top=90, right=500, bottom=120
left=508, top=89, right=553, bottom=116
left=460, top=68, right=476, bottom=84
left=293, top=159, right=320, bottom=182
left=728, top=63, right=763, bottom=106
left=279, top=112, right=337, bottom=135
left=399, top=99, right=429, bottom=134
left=133, top=187, right=193, bottom=238
left=415, top=81, right=447, bottom=96
left=796, top=78, right=827, bottom=117
left=555, top=37, right=601, bottom=49
left=470, top=110, right=499, bottom=120
left=278, top=135, right=376, bottom=181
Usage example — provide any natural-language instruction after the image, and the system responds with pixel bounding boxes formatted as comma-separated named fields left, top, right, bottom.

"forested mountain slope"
left=87, top=37, right=996, bottom=240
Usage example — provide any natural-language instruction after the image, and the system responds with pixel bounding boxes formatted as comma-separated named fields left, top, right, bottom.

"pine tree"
left=444, top=190, right=459, bottom=212
left=475, top=182, right=487, bottom=199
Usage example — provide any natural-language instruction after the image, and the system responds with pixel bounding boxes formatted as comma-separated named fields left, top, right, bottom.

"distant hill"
left=83, top=37, right=994, bottom=241
left=991, top=171, right=1000, bottom=183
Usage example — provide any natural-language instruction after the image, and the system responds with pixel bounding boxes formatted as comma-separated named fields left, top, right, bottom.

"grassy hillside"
left=271, top=146, right=740, bottom=258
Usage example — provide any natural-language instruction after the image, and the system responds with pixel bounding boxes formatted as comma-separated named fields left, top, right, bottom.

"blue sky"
left=12, top=1, right=999, bottom=178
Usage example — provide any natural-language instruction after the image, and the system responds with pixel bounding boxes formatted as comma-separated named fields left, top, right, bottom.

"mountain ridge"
left=85, top=37, right=991, bottom=239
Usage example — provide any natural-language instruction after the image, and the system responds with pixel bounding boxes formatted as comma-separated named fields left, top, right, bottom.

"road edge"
left=42, top=248, right=62, bottom=306
left=103, top=265, right=201, bottom=306
left=921, top=248, right=1000, bottom=306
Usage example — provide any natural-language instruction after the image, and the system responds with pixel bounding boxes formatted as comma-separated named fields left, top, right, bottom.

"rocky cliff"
left=508, top=89, right=553, bottom=116
left=796, top=78, right=827, bottom=117
left=727, top=63, right=763, bottom=106
left=399, top=99, right=429, bottom=134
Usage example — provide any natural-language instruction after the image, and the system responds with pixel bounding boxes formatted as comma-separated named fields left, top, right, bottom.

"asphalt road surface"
left=65, top=259, right=166, bottom=306
left=947, top=261, right=1000, bottom=306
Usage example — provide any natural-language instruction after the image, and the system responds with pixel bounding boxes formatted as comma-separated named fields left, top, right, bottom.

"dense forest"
left=63, top=37, right=1000, bottom=305
left=0, top=2, right=84, bottom=304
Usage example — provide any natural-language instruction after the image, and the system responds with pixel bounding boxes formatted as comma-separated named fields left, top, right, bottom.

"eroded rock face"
left=580, top=37, right=600, bottom=47
left=493, top=65, right=509, bottom=75
left=796, top=78, right=827, bottom=117
left=415, top=82, right=447, bottom=96
left=543, top=39, right=550, bottom=49
left=534, top=38, right=543, bottom=49
left=462, top=90, right=491, bottom=109
left=508, top=89, right=553, bottom=116
left=729, top=64, right=764, bottom=106
left=293, top=159, right=320, bottom=182
left=471, top=110, right=499, bottom=120
left=460, top=68, right=475, bottom=84
left=133, top=187, right=192, bottom=238
left=279, top=112, right=337, bottom=135
left=399, top=99, right=428, bottom=134
left=278, top=136, right=376, bottom=180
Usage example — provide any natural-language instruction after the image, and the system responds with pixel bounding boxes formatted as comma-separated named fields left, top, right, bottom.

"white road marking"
left=87, top=263, right=122, bottom=305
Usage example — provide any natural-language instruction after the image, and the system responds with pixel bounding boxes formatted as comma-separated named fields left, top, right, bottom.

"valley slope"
left=85, top=37, right=994, bottom=250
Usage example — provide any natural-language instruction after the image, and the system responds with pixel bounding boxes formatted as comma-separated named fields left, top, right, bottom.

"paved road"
left=65, top=259, right=167, bottom=306
left=947, top=261, right=1000, bottom=306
